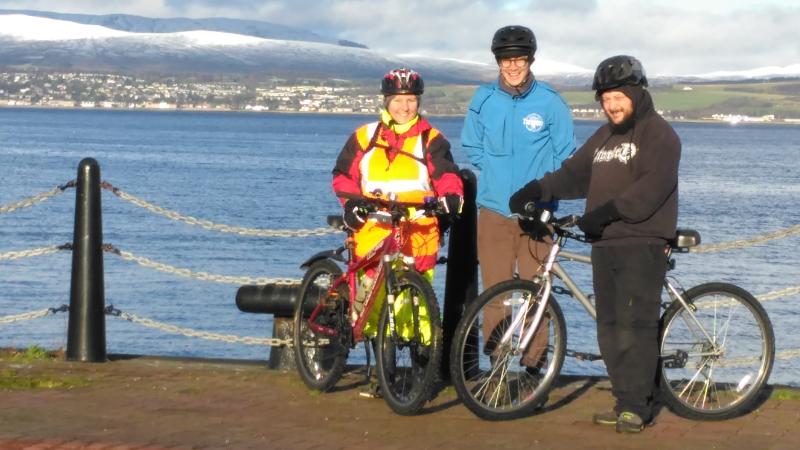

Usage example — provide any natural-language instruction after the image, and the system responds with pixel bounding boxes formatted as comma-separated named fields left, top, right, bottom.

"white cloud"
left=0, top=0, right=797, bottom=74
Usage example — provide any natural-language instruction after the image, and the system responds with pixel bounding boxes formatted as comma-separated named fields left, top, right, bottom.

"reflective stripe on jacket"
left=356, top=121, right=435, bottom=203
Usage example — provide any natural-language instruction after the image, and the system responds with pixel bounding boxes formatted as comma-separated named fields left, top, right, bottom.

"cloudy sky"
left=0, top=0, right=797, bottom=75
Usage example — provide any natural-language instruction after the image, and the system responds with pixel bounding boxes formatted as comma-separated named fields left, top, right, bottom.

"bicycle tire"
left=659, top=282, right=775, bottom=420
left=293, top=259, right=350, bottom=392
left=375, top=270, right=442, bottom=415
left=449, top=279, right=567, bottom=421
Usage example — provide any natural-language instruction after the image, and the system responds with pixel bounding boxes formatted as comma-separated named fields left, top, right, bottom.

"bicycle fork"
left=498, top=242, right=561, bottom=355
left=382, top=254, right=424, bottom=347
left=664, top=281, right=722, bottom=356
left=384, top=254, right=399, bottom=339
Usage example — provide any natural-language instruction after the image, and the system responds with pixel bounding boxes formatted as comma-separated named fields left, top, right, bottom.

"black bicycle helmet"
left=592, top=55, right=648, bottom=94
left=491, top=25, right=536, bottom=59
left=381, top=68, right=424, bottom=96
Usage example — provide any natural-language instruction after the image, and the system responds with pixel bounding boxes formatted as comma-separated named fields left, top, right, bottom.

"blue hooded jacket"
left=461, top=78, right=576, bottom=216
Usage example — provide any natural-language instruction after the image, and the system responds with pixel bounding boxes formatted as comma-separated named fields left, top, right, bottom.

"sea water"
left=1, top=108, right=798, bottom=385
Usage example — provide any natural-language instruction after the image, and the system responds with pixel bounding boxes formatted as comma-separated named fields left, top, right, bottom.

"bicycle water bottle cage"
left=669, top=229, right=701, bottom=252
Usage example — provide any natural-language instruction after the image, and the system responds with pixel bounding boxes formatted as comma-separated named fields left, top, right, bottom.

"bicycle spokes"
left=376, top=270, right=442, bottom=415
left=450, top=280, right=567, bottom=420
left=659, top=284, right=774, bottom=419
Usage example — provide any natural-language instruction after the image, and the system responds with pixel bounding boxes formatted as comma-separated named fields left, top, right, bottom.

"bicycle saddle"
left=670, top=229, right=701, bottom=250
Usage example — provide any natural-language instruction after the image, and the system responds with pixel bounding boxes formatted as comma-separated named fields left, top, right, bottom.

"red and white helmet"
left=381, top=68, right=424, bottom=96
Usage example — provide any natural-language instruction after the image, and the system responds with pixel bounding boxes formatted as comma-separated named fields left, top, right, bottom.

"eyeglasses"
left=499, top=57, right=529, bottom=68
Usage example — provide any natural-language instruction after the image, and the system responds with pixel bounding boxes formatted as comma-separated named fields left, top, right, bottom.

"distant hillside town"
left=0, top=72, right=385, bottom=114
left=1, top=71, right=798, bottom=124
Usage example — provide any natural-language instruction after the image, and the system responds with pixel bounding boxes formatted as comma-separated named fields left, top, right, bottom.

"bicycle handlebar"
left=339, top=192, right=445, bottom=220
left=516, top=202, right=587, bottom=242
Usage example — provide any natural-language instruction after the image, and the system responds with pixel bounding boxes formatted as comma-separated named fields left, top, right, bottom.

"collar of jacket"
left=380, top=109, right=421, bottom=134
left=377, top=111, right=432, bottom=153
left=497, top=71, right=534, bottom=97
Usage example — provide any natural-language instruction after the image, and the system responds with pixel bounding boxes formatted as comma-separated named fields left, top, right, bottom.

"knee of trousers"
left=616, top=327, right=659, bottom=351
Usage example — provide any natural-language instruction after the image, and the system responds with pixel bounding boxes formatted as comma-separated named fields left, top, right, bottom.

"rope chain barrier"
left=690, top=224, right=800, bottom=253
left=3, top=180, right=800, bottom=358
left=100, top=181, right=340, bottom=238
left=686, top=285, right=800, bottom=311
left=0, top=181, right=75, bottom=214
left=105, top=306, right=292, bottom=347
left=0, top=305, right=69, bottom=324
left=0, top=244, right=72, bottom=261
left=102, top=244, right=301, bottom=286
left=756, top=286, right=800, bottom=302
left=776, top=349, right=800, bottom=361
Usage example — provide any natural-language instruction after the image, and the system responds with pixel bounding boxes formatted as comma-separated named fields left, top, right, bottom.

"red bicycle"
left=293, top=195, right=444, bottom=415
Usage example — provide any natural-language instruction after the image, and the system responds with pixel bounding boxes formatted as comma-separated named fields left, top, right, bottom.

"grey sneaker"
left=615, top=411, right=645, bottom=433
left=592, top=409, right=618, bottom=426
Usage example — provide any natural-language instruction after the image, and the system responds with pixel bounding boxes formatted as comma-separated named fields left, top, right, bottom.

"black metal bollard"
left=441, top=169, right=479, bottom=380
left=66, top=158, right=107, bottom=362
left=236, top=283, right=318, bottom=370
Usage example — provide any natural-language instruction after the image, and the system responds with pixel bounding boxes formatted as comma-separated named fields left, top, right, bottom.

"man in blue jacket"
left=461, top=25, right=575, bottom=370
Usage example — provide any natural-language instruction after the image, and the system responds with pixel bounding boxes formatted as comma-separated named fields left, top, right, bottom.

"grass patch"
left=560, top=80, right=800, bottom=119
left=771, top=388, right=800, bottom=401
left=1, top=345, right=61, bottom=363
left=0, top=368, right=89, bottom=390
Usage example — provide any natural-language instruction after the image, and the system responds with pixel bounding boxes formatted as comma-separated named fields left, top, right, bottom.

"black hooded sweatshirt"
left=539, top=85, right=681, bottom=246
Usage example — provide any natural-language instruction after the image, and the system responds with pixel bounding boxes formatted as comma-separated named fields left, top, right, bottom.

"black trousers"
left=591, top=244, right=668, bottom=420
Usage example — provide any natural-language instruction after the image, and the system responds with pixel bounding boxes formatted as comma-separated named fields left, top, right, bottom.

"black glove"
left=577, top=201, right=621, bottom=238
left=509, top=180, right=542, bottom=214
left=518, top=217, right=550, bottom=240
left=343, top=198, right=370, bottom=231
left=439, top=194, right=464, bottom=220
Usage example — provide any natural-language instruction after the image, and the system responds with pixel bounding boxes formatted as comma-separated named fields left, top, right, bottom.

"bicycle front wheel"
left=375, top=270, right=442, bottom=415
left=449, top=279, right=567, bottom=421
left=659, top=282, right=775, bottom=420
left=293, top=259, right=350, bottom=392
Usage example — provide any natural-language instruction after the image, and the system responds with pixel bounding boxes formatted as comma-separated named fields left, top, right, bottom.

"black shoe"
left=615, top=411, right=645, bottom=433
left=592, top=409, right=618, bottom=426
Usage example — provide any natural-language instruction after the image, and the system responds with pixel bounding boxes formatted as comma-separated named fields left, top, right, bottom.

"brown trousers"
left=477, top=208, right=551, bottom=367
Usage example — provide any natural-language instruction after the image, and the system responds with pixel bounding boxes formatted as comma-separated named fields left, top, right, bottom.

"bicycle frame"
left=306, top=209, right=415, bottom=343
left=346, top=220, right=409, bottom=342
left=505, top=223, right=721, bottom=360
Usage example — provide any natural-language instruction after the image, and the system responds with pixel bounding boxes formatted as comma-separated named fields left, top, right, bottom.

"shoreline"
left=2, top=104, right=798, bottom=126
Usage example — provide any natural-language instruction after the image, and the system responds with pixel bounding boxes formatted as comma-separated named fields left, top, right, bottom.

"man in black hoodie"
left=508, top=55, right=681, bottom=433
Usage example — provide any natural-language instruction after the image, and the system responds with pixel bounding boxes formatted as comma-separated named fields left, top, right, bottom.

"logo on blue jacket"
left=523, top=113, right=545, bottom=132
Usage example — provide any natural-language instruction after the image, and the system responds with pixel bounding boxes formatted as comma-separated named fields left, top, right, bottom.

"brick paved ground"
left=0, top=354, right=797, bottom=450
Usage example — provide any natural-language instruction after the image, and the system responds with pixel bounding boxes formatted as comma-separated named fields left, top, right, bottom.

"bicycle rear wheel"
left=449, top=279, right=566, bottom=421
left=293, top=259, right=350, bottom=392
left=375, top=270, right=442, bottom=415
left=659, top=282, right=775, bottom=420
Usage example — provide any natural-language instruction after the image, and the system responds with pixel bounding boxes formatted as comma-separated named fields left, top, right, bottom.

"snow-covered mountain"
left=0, top=13, right=495, bottom=83
left=670, top=65, right=800, bottom=82
left=0, top=11, right=797, bottom=85
left=0, top=9, right=360, bottom=47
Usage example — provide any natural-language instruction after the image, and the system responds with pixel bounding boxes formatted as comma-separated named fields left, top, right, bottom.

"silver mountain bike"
left=449, top=208, right=775, bottom=421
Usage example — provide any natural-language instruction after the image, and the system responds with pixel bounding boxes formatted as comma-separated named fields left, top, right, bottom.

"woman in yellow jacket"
left=332, top=68, right=463, bottom=337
